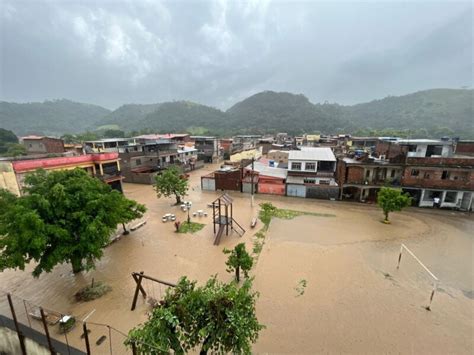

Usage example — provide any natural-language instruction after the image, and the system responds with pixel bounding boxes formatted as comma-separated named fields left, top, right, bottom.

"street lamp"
left=185, top=201, right=192, bottom=224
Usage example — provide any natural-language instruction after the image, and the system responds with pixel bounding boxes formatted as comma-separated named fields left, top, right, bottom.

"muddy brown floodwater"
left=0, top=163, right=473, bottom=354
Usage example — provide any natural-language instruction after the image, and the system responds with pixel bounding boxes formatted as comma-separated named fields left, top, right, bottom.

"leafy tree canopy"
left=223, top=243, right=253, bottom=282
left=4, top=143, right=27, bottom=157
left=154, top=166, right=188, bottom=204
left=0, top=168, right=146, bottom=276
left=126, top=276, right=264, bottom=354
left=377, top=187, right=412, bottom=222
left=0, top=128, right=19, bottom=154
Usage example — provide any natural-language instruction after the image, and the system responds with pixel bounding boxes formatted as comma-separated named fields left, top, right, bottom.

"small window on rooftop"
left=411, top=169, right=419, bottom=177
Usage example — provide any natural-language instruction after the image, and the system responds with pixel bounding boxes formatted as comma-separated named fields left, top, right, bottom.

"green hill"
left=341, top=89, right=473, bottom=136
left=226, top=91, right=347, bottom=135
left=99, top=103, right=162, bottom=129
left=1, top=89, right=472, bottom=138
left=0, top=99, right=110, bottom=136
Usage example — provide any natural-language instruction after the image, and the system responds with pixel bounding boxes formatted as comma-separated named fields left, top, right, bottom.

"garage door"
left=201, top=177, right=215, bottom=191
left=286, top=184, right=306, bottom=197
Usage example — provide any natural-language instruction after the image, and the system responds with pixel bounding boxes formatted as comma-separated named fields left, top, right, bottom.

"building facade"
left=286, top=147, right=339, bottom=199
left=21, top=136, right=65, bottom=154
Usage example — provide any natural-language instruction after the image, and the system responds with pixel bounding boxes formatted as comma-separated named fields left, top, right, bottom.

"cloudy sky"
left=0, top=0, right=472, bottom=110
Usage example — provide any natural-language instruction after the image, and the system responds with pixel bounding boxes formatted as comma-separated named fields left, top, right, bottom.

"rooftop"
left=134, top=134, right=189, bottom=140
left=245, top=161, right=287, bottom=179
left=289, top=147, right=336, bottom=162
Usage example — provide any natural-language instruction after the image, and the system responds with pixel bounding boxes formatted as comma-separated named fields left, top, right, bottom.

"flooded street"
left=1, top=164, right=473, bottom=354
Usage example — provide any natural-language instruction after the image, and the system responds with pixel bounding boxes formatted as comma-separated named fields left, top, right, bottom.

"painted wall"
left=0, top=161, right=21, bottom=195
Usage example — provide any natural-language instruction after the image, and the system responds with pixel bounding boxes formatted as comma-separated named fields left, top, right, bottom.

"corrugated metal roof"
left=288, top=147, right=336, bottom=162
left=245, top=161, right=287, bottom=179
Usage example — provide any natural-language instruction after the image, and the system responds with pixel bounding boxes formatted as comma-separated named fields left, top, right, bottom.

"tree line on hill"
left=1, top=88, right=472, bottom=138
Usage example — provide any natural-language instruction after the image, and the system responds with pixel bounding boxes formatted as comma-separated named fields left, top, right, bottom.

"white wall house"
left=286, top=147, right=339, bottom=199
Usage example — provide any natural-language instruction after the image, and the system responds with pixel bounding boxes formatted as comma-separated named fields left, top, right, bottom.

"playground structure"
left=130, top=272, right=177, bottom=311
left=211, top=193, right=245, bottom=245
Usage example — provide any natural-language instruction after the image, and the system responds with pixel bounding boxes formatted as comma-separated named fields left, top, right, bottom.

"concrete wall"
left=306, top=185, right=339, bottom=199
left=0, top=161, right=21, bottom=195
left=0, top=327, right=50, bottom=355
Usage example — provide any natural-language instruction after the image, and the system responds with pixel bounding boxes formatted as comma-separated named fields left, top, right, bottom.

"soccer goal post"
left=396, top=243, right=439, bottom=311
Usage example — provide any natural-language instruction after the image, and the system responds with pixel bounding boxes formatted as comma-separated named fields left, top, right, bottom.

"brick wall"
left=375, top=141, right=406, bottom=159
left=406, top=157, right=474, bottom=167
left=402, top=167, right=473, bottom=190
left=455, top=141, right=474, bottom=156
left=43, top=138, right=65, bottom=153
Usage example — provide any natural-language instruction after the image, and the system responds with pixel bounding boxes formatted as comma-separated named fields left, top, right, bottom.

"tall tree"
left=0, top=168, right=146, bottom=276
left=126, top=276, right=264, bottom=354
left=377, top=187, right=412, bottom=223
left=223, top=243, right=253, bottom=282
left=154, top=166, right=188, bottom=204
left=0, top=128, right=18, bottom=154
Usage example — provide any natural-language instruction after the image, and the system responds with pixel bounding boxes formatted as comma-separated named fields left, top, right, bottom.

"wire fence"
left=0, top=289, right=164, bottom=354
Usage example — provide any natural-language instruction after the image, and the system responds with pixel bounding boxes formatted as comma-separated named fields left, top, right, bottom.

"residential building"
left=375, top=138, right=454, bottom=160
left=286, top=147, right=338, bottom=199
left=402, top=155, right=473, bottom=209
left=84, top=138, right=134, bottom=153
left=243, top=160, right=287, bottom=195
left=0, top=153, right=123, bottom=195
left=267, top=150, right=289, bottom=165
left=337, top=156, right=404, bottom=202
left=21, top=136, right=65, bottom=154
left=192, top=136, right=222, bottom=163
left=338, top=137, right=473, bottom=210
left=119, top=139, right=179, bottom=184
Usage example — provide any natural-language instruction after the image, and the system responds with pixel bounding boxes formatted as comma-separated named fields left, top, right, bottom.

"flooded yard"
left=1, top=164, right=473, bottom=353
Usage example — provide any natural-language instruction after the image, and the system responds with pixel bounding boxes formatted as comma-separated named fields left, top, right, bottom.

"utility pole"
left=250, top=157, right=255, bottom=206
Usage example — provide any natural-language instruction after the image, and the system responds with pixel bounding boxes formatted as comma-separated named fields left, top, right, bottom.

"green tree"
left=223, top=243, right=253, bottom=282
left=102, top=129, right=125, bottom=138
left=5, top=143, right=27, bottom=157
left=0, top=128, right=18, bottom=154
left=154, top=166, right=188, bottom=204
left=377, top=187, right=412, bottom=223
left=0, top=169, right=146, bottom=276
left=125, top=276, right=264, bottom=354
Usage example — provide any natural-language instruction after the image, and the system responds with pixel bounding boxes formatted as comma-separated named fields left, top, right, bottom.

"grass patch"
left=75, top=280, right=111, bottom=302
left=177, top=221, right=205, bottom=234
left=273, top=209, right=335, bottom=219
left=295, top=279, right=307, bottom=297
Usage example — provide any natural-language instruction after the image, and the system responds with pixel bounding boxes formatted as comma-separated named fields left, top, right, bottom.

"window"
left=319, top=180, right=330, bottom=185
left=303, top=178, right=315, bottom=184
left=424, top=172, right=430, bottom=179
left=365, top=170, right=371, bottom=178
left=441, top=170, right=449, bottom=180
left=305, top=162, right=316, bottom=171
left=444, top=191, right=457, bottom=203
left=292, top=162, right=301, bottom=170
left=390, top=170, right=396, bottom=178
left=135, top=158, right=142, bottom=166
left=411, top=169, right=419, bottom=177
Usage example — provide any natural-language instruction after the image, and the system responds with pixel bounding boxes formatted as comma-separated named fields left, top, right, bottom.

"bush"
left=75, top=281, right=112, bottom=302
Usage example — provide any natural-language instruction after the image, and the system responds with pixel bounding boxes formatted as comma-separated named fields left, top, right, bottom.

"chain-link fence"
left=0, top=289, right=163, bottom=354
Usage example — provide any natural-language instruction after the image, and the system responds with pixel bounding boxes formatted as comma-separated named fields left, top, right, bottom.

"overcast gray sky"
left=0, top=0, right=472, bottom=110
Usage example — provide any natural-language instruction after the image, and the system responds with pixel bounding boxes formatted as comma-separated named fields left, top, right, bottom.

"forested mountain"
left=0, top=99, right=110, bottom=136
left=1, top=89, right=472, bottom=138
left=123, top=101, right=227, bottom=135
left=98, top=103, right=162, bottom=130
left=340, top=89, right=473, bottom=136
